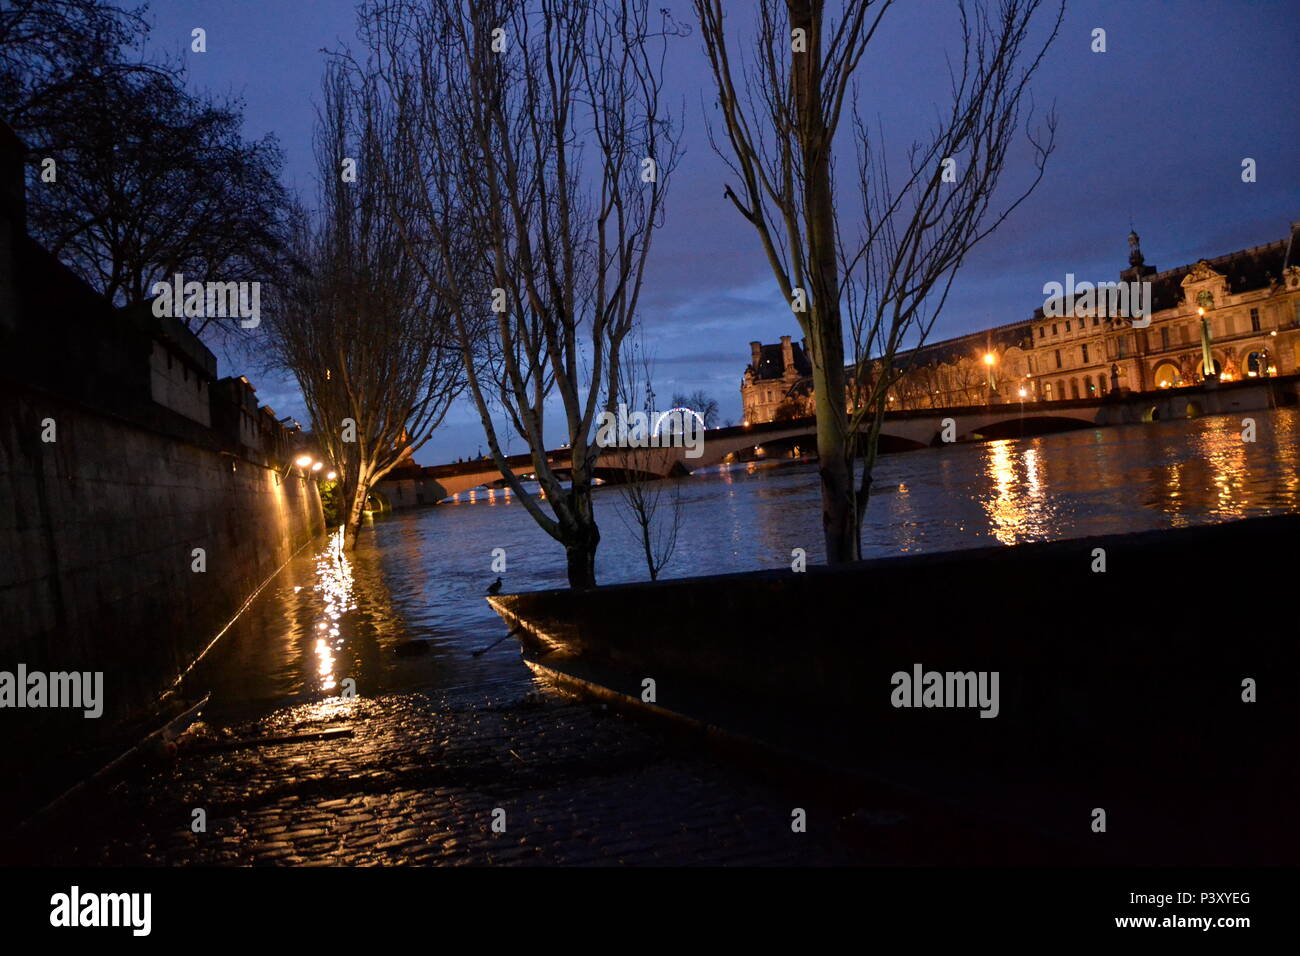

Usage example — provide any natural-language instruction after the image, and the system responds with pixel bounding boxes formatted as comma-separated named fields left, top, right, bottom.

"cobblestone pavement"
left=18, top=685, right=999, bottom=866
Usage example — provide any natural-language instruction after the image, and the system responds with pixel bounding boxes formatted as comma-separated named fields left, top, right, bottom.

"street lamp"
left=326, top=471, right=337, bottom=481
left=1198, top=306, right=1217, bottom=381
left=295, top=454, right=313, bottom=468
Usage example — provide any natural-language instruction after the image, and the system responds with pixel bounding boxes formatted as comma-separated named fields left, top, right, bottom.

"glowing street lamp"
left=326, top=471, right=337, bottom=481
left=312, top=461, right=324, bottom=472
left=1198, top=306, right=1216, bottom=380
left=295, top=454, right=313, bottom=468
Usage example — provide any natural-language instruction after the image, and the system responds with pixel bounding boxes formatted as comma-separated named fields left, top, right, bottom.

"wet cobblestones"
left=20, top=687, right=924, bottom=866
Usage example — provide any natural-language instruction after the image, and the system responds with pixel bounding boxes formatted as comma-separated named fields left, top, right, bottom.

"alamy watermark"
left=595, top=403, right=704, bottom=459
left=150, top=272, right=261, bottom=328
left=890, top=663, right=1000, bottom=718
left=50, top=886, right=151, bottom=936
left=1042, top=274, right=1152, bottom=328
left=0, top=664, right=103, bottom=718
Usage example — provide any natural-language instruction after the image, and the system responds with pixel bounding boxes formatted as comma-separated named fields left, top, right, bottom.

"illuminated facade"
left=741, top=223, right=1300, bottom=424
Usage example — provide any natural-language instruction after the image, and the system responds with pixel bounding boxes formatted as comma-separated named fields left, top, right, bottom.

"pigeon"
left=486, top=577, right=503, bottom=595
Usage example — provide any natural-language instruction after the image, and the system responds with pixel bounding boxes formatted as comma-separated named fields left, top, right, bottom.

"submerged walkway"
left=11, top=682, right=1046, bottom=866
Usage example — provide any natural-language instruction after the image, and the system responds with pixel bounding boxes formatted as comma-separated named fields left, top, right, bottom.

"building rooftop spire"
left=1128, top=228, right=1145, bottom=269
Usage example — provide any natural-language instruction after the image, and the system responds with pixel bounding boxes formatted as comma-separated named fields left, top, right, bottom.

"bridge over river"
left=374, top=374, right=1298, bottom=510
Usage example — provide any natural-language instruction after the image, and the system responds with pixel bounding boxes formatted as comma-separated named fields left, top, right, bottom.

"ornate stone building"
left=741, top=222, right=1300, bottom=424
left=741, top=335, right=812, bottom=424
left=1028, top=227, right=1300, bottom=403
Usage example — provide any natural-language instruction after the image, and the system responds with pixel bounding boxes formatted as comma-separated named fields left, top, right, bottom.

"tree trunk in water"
left=562, top=483, right=600, bottom=589
left=342, top=469, right=370, bottom=551
left=564, top=529, right=599, bottom=588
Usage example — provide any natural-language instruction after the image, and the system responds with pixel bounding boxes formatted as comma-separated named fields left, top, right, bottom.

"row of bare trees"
left=266, top=64, right=465, bottom=548
left=295, top=0, right=682, bottom=586
left=263, top=0, right=1061, bottom=584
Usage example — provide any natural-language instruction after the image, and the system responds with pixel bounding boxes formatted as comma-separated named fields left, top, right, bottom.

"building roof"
left=749, top=341, right=812, bottom=380
left=1027, top=224, right=1300, bottom=321
left=895, top=320, right=1034, bottom=368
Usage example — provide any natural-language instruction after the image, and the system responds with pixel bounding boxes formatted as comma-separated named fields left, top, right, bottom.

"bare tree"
left=0, top=0, right=158, bottom=143
left=2, top=1, right=288, bottom=340
left=696, top=0, right=1059, bottom=561
left=360, top=0, right=682, bottom=587
left=265, top=63, right=464, bottom=548
left=671, top=389, right=721, bottom=428
left=615, top=344, right=684, bottom=581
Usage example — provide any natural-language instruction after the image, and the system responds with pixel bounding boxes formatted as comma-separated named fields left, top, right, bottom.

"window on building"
left=1180, top=325, right=1190, bottom=344
left=1250, top=308, right=1260, bottom=331
left=1098, top=376, right=1108, bottom=395
left=1051, top=323, right=1058, bottom=335
left=1093, top=316, right=1100, bottom=326
left=1081, top=344, right=1090, bottom=363
left=1118, top=336, right=1128, bottom=358
left=1070, top=379, right=1080, bottom=399
left=1160, top=327, right=1170, bottom=350
left=1028, top=356, right=1036, bottom=374
left=1065, top=319, right=1072, bottom=332
left=1038, top=326, right=1045, bottom=338
left=1057, top=379, right=1065, bottom=399
left=1055, top=349, right=1062, bottom=369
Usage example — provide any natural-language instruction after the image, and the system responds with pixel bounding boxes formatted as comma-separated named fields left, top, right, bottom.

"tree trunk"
left=792, top=0, right=859, bottom=564
left=561, top=483, right=601, bottom=589
left=811, top=350, right=858, bottom=562
left=342, top=466, right=371, bottom=551
left=563, top=526, right=599, bottom=588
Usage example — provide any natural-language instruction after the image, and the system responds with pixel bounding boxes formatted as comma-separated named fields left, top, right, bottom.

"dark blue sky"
left=145, top=0, right=1299, bottom=463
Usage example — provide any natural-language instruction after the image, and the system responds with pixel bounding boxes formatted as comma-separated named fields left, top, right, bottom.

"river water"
left=180, top=408, right=1300, bottom=720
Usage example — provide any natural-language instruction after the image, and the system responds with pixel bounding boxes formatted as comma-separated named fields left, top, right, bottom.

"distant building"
left=1027, top=228, right=1300, bottom=402
left=741, top=336, right=812, bottom=424
left=741, top=224, right=1300, bottom=423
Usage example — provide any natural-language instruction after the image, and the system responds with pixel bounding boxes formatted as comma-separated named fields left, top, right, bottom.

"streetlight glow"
left=326, top=471, right=337, bottom=481
left=295, top=454, right=313, bottom=468
left=312, top=461, right=323, bottom=472
left=983, top=353, right=995, bottom=366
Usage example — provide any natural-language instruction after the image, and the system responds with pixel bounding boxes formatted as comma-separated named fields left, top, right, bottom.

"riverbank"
left=7, top=681, right=1080, bottom=866
left=490, top=513, right=1300, bottom=864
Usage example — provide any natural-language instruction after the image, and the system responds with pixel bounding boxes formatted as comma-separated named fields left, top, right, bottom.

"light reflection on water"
left=184, top=408, right=1299, bottom=715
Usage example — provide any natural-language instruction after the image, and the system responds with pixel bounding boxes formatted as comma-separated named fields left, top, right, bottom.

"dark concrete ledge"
left=491, top=515, right=1299, bottom=862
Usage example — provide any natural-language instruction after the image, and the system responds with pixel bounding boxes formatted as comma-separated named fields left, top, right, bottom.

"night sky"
left=143, top=1, right=1298, bottom=464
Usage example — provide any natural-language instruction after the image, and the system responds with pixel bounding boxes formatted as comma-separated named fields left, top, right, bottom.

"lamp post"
left=1198, top=306, right=1217, bottom=382
left=983, top=352, right=998, bottom=404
